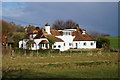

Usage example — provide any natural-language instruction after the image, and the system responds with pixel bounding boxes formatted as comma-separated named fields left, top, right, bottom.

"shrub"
left=96, top=37, right=110, bottom=50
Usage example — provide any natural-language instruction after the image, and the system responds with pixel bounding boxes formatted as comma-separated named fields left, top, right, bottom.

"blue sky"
left=2, top=2, right=118, bottom=36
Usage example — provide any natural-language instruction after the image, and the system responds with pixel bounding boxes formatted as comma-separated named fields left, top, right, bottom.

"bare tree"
left=88, top=30, right=110, bottom=37
left=52, top=20, right=64, bottom=30
left=52, top=20, right=76, bottom=30
left=64, top=20, right=76, bottom=29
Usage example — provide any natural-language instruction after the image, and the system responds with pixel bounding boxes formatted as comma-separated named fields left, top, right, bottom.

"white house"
left=19, top=23, right=96, bottom=51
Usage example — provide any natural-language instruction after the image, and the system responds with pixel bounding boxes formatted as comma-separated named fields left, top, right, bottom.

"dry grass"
left=2, top=52, right=119, bottom=78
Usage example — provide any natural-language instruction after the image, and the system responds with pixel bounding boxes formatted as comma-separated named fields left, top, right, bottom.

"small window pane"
left=21, top=44, right=23, bottom=47
left=32, top=44, right=34, bottom=47
left=66, top=32, right=67, bottom=35
left=54, top=45, right=56, bottom=48
left=58, top=45, right=61, bottom=48
left=91, top=43, right=93, bottom=46
left=69, top=32, right=70, bottom=35
left=64, top=43, right=65, bottom=46
left=83, top=42, right=86, bottom=46
left=69, top=43, right=72, bottom=46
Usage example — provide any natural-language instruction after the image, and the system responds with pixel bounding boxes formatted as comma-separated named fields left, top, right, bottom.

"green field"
left=106, top=37, right=119, bottom=49
left=2, top=52, right=119, bottom=78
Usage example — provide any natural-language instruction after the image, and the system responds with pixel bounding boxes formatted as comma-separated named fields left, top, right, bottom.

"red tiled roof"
left=34, top=29, right=44, bottom=39
left=45, top=35, right=64, bottom=42
left=33, top=30, right=38, bottom=33
left=73, top=28, right=96, bottom=41
left=50, top=30, right=63, bottom=36
left=2, top=33, right=7, bottom=44
left=23, top=27, right=95, bottom=41
left=40, top=40, right=49, bottom=44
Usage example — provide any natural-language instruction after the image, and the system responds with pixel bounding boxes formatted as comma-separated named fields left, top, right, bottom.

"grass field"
left=105, top=36, right=119, bottom=49
left=2, top=52, right=119, bottom=79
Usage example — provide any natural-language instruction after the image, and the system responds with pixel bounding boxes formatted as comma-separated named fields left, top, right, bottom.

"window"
left=21, top=44, right=23, bottom=47
left=39, top=44, right=41, bottom=48
left=66, top=32, right=68, bottom=35
left=91, top=43, right=93, bottom=46
left=58, top=45, right=61, bottom=48
left=69, top=43, right=72, bottom=46
left=75, top=43, right=78, bottom=49
left=64, top=32, right=66, bottom=35
left=53, top=45, right=56, bottom=48
left=32, top=44, right=34, bottom=47
left=69, top=32, right=70, bottom=35
left=83, top=42, right=86, bottom=46
left=63, top=32, right=65, bottom=35
left=45, top=44, right=48, bottom=48
left=64, top=43, right=65, bottom=46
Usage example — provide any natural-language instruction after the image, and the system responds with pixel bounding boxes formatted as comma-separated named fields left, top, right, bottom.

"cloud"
left=2, top=2, right=118, bottom=36
left=3, top=8, right=25, bottom=17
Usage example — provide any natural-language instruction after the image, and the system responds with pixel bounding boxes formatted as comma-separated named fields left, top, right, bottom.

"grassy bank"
left=2, top=52, right=119, bottom=78
left=105, top=36, right=119, bottom=49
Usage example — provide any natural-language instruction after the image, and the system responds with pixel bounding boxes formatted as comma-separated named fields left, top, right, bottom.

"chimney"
left=82, top=29, right=86, bottom=35
left=45, top=22, right=51, bottom=34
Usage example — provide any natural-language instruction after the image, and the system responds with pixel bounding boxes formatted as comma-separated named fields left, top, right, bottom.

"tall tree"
left=2, top=20, right=13, bottom=36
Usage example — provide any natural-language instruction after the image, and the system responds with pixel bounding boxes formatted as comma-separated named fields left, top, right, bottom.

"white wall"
left=19, top=40, right=23, bottom=48
left=22, top=39, right=29, bottom=49
left=73, top=41, right=96, bottom=49
left=45, top=26, right=51, bottom=34
left=33, top=34, right=37, bottom=38
left=31, top=38, right=49, bottom=50
left=56, top=35, right=75, bottom=51
left=19, top=28, right=96, bottom=51
left=52, top=42, right=65, bottom=51
left=19, top=38, right=49, bottom=50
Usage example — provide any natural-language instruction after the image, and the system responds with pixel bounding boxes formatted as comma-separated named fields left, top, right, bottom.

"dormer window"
left=63, top=31, right=72, bottom=36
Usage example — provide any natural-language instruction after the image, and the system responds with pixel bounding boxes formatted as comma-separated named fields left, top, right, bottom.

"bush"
left=96, top=37, right=110, bottom=50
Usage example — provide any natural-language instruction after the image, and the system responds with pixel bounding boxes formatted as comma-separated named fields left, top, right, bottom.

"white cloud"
left=2, top=8, right=25, bottom=17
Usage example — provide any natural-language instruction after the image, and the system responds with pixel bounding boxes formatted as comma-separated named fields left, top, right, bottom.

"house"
left=19, top=23, right=96, bottom=51
left=2, top=33, right=15, bottom=48
left=2, top=33, right=15, bottom=49
left=2, top=33, right=7, bottom=46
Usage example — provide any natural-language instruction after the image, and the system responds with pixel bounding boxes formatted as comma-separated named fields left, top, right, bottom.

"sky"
left=2, top=2, right=118, bottom=36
